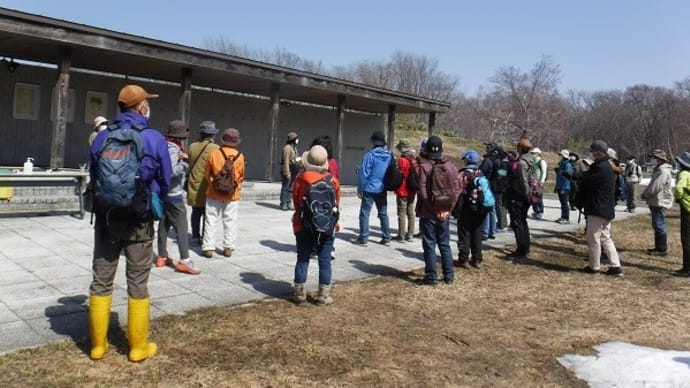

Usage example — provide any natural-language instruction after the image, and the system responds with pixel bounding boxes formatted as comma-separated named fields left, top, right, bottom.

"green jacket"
left=675, top=170, right=690, bottom=212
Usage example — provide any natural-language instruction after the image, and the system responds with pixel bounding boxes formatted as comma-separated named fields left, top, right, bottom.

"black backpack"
left=404, top=156, right=420, bottom=192
left=493, top=159, right=511, bottom=194
left=301, top=175, right=339, bottom=238
left=454, top=169, right=485, bottom=215
left=383, top=154, right=403, bottom=191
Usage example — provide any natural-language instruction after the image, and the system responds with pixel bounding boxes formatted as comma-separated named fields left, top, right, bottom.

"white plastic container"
left=23, top=157, right=34, bottom=174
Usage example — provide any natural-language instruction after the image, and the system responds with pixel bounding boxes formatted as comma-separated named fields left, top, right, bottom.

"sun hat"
left=302, top=145, right=329, bottom=171
left=675, top=151, right=690, bottom=169
left=607, top=148, right=618, bottom=160
left=425, top=135, right=443, bottom=159
left=651, top=149, right=668, bottom=162
left=559, top=149, right=570, bottom=158
left=199, top=120, right=219, bottom=135
left=92, top=116, right=108, bottom=130
left=517, top=138, right=532, bottom=150
left=370, top=131, right=386, bottom=146
left=287, top=132, right=298, bottom=141
left=530, top=147, right=542, bottom=154
left=167, top=120, right=189, bottom=138
left=462, top=149, right=481, bottom=165
left=396, top=139, right=412, bottom=154
left=117, top=84, right=158, bottom=108
left=221, top=128, right=241, bottom=147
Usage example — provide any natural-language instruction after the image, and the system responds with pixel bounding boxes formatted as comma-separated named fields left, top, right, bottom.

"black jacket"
left=577, top=157, right=616, bottom=220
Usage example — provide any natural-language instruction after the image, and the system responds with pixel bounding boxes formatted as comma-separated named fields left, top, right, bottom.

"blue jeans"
left=420, top=217, right=454, bottom=282
left=481, top=205, right=497, bottom=238
left=650, top=206, right=667, bottom=252
left=294, top=231, right=334, bottom=285
left=558, top=189, right=570, bottom=221
left=358, top=191, right=390, bottom=241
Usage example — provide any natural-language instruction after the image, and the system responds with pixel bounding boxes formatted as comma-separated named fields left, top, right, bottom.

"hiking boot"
left=488, top=235, right=496, bottom=240
left=280, top=204, right=289, bottom=211
left=190, top=237, right=201, bottom=246
left=293, top=283, right=307, bottom=305
left=317, top=284, right=333, bottom=305
left=443, top=277, right=454, bottom=285
left=416, top=277, right=438, bottom=287
left=201, top=250, right=213, bottom=258
left=174, top=258, right=200, bottom=275
left=649, top=250, right=668, bottom=257
left=455, top=259, right=470, bottom=269
left=605, top=266, right=623, bottom=277
left=395, top=235, right=405, bottom=242
left=469, top=258, right=482, bottom=269
left=223, top=248, right=234, bottom=257
left=379, top=239, right=391, bottom=247
left=355, top=238, right=368, bottom=246
left=556, top=219, right=570, bottom=224
left=405, top=234, right=413, bottom=242
left=582, top=266, right=599, bottom=274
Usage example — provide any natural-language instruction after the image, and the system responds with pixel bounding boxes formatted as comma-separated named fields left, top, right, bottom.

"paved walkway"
left=0, top=183, right=647, bottom=355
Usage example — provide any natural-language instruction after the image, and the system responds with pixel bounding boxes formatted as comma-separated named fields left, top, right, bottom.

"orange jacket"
left=205, top=146, right=245, bottom=202
left=291, top=170, right=341, bottom=234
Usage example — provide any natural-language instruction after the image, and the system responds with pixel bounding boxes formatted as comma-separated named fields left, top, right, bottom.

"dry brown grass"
left=1, top=210, right=689, bottom=387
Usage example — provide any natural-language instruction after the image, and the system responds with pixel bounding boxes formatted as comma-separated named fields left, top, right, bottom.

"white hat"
left=559, top=149, right=570, bottom=158
left=93, top=116, right=108, bottom=130
left=530, top=147, right=542, bottom=154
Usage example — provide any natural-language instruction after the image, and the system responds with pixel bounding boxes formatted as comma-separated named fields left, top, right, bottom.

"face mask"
left=97, top=124, right=107, bottom=131
left=143, top=109, right=151, bottom=120
left=294, top=138, right=299, bottom=145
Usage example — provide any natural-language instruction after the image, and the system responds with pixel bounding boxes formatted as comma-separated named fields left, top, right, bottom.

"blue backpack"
left=94, top=123, right=147, bottom=215
left=301, top=175, right=339, bottom=239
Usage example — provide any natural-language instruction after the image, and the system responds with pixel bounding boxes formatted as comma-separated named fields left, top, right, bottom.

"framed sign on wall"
left=13, top=83, right=41, bottom=120
left=84, top=91, right=109, bottom=123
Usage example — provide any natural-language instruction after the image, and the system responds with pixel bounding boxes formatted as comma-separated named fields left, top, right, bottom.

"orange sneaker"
left=174, top=259, right=200, bottom=275
left=155, top=256, right=170, bottom=268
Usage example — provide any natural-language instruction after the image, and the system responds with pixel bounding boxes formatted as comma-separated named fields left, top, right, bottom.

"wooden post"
left=266, top=83, right=280, bottom=182
left=428, top=112, right=436, bottom=137
left=51, top=46, right=71, bottom=169
left=179, top=67, right=192, bottom=127
left=335, top=95, right=346, bottom=164
left=387, top=104, right=396, bottom=148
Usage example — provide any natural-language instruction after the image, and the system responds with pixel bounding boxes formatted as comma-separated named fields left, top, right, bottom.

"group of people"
left=84, top=84, right=690, bottom=363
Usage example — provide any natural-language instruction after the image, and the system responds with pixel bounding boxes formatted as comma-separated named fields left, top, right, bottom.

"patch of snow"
left=558, top=342, right=690, bottom=387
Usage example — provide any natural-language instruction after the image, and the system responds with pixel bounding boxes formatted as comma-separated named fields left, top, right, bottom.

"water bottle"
left=23, top=157, right=33, bottom=174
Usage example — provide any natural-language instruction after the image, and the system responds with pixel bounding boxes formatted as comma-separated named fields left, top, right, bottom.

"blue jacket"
left=90, top=112, right=172, bottom=197
left=462, top=166, right=495, bottom=208
left=556, top=159, right=574, bottom=191
left=358, top=146, right=392, bottom=194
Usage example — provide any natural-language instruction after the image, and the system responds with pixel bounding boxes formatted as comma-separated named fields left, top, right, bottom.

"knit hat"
left=426, top=135, right=443, bottom=159
left=396, top=139, right=412, bottom=154
left=221, top=128, right=241, bottom=147
left=462, top=149, right=481, bottom=165
left=117, top=84, right=158, bottom=108
left=199, top=120, right=219, bottom=135
left=167, top=120, right=189, bottom=138
left=302, top=145, right=329, bottom=171
left=371, top=131, right=386, bottom=146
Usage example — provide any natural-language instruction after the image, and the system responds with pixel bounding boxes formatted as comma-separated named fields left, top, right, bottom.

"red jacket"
left=291, top=170, right=341, bottom=233
left=395, top=155, right=417, bottom=198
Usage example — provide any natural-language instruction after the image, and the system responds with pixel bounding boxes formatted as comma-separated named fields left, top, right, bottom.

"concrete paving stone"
left=195, top=284, right=264, bottom=306
left=0, top=262, right=31, bottom=278
left=0, top=245, right=55, bottom=261
left=0, top=302, right=20, bottom=324
left=32, top=262, right=92, bottom=281
left=26, top=311, right=89, bottom=344
left=14, top=256, right=74, bottom=271
left=168, top=274, right=237, bottom=293
left=6, top=295, right=86, bottom=320
left=49, top=276, right=92, bottom=296
left=0, top=269, right=41, bottom=286
left=0, top=321, right=44, bottom=354
left=0, top=281, right=63, bottom=303
left=152, top=292, right=214, bottom=315
left=147, top=278, right=198, bottom=298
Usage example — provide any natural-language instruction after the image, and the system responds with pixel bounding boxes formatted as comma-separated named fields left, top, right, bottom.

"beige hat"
left=559, top=149, right=570, bottom=158
left=651, top=149, right=668, bottom=162
left=93, top=116, right=108, bottom=130
left=287, top=132, right=298, bottom=141
left=530, top=147, right=542, bottom=154
left=302, top=145, right=329, bottom=171
left=221, top=128, right=241, bottom=147
left=396, top=139, right=412, bottom=154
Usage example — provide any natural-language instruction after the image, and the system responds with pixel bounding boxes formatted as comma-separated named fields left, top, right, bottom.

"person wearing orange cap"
left=88, top=84, right=172, bottom=362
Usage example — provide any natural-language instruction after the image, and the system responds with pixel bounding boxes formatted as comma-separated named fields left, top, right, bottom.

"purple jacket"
left=416, top=157, right=460, bottom=219
left=90, top=112, right=172, bottom=197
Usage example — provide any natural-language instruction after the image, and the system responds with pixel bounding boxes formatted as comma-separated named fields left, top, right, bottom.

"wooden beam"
left=266, top=83, right=280, bottom=182
left=179, top=67, right=192, bottom=127
left=335, top=95, right=346, bottom=165
left=50, top=46, right=70, bottom=169
left=428, top=112, right=436, bottom=137
left=387, top=104, right=396, bottom=149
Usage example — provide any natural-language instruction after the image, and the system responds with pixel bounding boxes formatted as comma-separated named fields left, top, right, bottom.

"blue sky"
left=1, top=0, right=688, bottom=95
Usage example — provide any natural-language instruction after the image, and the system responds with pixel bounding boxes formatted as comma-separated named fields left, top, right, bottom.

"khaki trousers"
left=585, top=215, right=621, bottom=269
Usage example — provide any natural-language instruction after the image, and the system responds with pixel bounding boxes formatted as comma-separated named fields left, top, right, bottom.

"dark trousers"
left=558, top=189, right=570, bottom=221
left=190, top=206, right=205, bottom=239
left=508, top=196, right=531, bottom=255
left=280, top=174, right=295, bottom=208
left=650, top=206, right=668, bottom=252
left=458, top=207, right=488, bottom=261
left=90, top=216, right=154, bottom=299
left=420, top=217, right=454, bottom=282
left=626, top=182, right=637, bottom=211
left=157, top=198, right=189, bottom=259
left=494, top=192, right=508, bottom=229
left=681, top=207, right=690, bottom=271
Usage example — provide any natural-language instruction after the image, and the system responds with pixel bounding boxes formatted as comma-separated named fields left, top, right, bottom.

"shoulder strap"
left=189, top=141, right=212, bottom=172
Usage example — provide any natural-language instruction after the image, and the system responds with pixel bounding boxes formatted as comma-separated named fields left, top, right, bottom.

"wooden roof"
left=0, top=8, right=450, bottom=114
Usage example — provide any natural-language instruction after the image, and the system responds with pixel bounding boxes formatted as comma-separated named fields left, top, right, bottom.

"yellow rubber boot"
left=89, top=294, right=112, bottom=360
left=127, top=297, right=157, bottom=362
